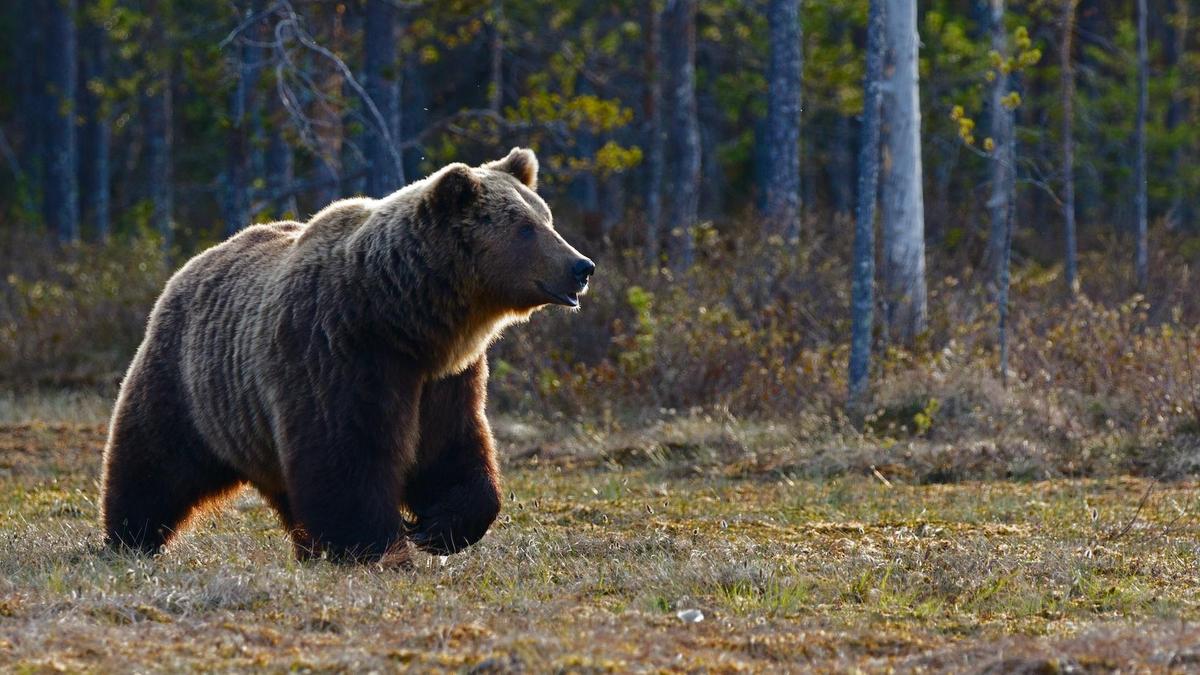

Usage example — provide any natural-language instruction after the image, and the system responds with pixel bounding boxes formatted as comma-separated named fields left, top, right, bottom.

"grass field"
left=1, top=408, right=1199, bottom=672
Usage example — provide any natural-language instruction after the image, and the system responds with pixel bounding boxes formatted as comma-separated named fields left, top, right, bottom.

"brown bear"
left=100, top=148, right=593, bottom=563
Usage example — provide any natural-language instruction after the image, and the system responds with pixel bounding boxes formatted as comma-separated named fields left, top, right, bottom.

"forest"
left=0, top=0, right=1199, bottom=671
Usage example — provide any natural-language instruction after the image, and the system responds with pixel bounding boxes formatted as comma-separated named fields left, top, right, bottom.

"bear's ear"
left=431, top=163, right=482, bottom=213
left=485, top=147, right=538, bottom=189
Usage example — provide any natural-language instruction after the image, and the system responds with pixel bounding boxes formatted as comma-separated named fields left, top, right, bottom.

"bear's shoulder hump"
left=296, top=198, right=375, bottom=246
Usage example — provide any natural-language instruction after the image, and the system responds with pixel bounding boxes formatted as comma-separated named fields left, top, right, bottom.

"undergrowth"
left=1, top=221, right=1198, bottom=480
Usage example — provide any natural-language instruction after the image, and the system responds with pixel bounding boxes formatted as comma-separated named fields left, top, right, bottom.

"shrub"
left=0, top=230, right=168, bottom=385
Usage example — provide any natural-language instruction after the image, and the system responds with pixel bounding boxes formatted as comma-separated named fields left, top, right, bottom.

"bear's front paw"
left=405, top=491, right=500, bottom=555
left=407, top=513, right=472, bottom=555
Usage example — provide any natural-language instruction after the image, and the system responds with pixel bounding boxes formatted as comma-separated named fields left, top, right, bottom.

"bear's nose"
left=572, top=258, right=596, bottom=286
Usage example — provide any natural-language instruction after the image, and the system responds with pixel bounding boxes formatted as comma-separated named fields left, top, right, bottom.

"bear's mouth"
left=536, top=281, right=581, bottom=308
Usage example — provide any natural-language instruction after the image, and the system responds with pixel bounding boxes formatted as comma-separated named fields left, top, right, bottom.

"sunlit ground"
left=1, top=412, right=1199, bottom=671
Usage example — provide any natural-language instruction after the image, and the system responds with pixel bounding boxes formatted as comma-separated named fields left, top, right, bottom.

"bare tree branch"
left=273, top=2, right=405, bottom=181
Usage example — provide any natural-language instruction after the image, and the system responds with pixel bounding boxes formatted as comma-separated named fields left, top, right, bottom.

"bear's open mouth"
left=536, top=282, right=580, bottom=308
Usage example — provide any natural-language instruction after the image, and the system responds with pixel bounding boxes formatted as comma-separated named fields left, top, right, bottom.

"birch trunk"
left=879, top=0, right=927, bottom=343
left=663, top=0, right=699, bottom=271
left=986, top=0, right=1013, bottom=284
left=998, top=131, right=1016, bottom=387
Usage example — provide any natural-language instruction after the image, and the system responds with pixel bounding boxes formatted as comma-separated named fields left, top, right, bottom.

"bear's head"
left=428, top=148, right=595, bottom=312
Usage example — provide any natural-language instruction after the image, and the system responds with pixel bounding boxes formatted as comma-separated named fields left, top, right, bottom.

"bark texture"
left=879, top=0, right=927, bottom=343
left=764, top=0, right=803, bottom=239
left=986, top=0, right=1014, bottom=283
left=45, top=0, right=79, bottom=242
left=848, top=0, right=886, bottom=409
left=1134, top=0, right=1149, bottom=291
left=643, top=0, right=664, bottom=264
left=1061, top=0, right=1078, bottom=294
left=79, top=12, right=110, bottom=241
left=663, top=0, right=700, bottom=271
left=364, top=0, right=403, bottom=198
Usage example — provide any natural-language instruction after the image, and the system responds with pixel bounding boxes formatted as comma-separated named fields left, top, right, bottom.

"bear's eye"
left=518, top=223, right=537, bottom=240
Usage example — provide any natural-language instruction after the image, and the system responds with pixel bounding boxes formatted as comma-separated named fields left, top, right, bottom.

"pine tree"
left=848, top=0, right=886, bottom=411
left=763, top=0, right=802, bottom=240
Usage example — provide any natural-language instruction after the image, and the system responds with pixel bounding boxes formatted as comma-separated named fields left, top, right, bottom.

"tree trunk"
left=763, top=0, right=802, bottom=240
left=986, top=0, right=1013, bottom=284
left=79, top=13, right=110, bottom=241
left=1134, top=0, right=1149, bottom=291
left=145, top=3, right=174, bottom=249
left=489, top=0, right=504, bottom=113
left=18, top=0, right=46, bottom=215
left=265, top=68, right=298, bottom=218
left=576, top=79, right=601, bottom=234
left=146, top=77, right=173, bottom=247
left=830, top=111, right=856, bottom=217
left=1074, top=0, right=1103, bottom=229
left=879, top=0, right=927, bottom=343
left=401, top=53, right=427, bottom=182
left=1165, top=0, right=1189, bottom=229
left=600, top=175, right=624, bottom=243
left=643, top=0, right=664, bottom=265
left=364, top=0, right=403, bottom=197
left=699, top=101, right=723, bottom=218
left=224, top=0, right=267, bottom=237
left=1061, top=0, right=1078, bottom=295
left=265, top=130, right=297, bottom=218
left=997, top=130, right=1016, bottom=387
left=339, top=4, right=365, bottom=197
left=662, top=0, right=700, bottom=272
left=44, top=0, right=79, bottom=242
left=313, top=9, right=346, bottom=206
left=223, top=7, right=254, bottom=237
left=848, top=0, right=886, bottom=411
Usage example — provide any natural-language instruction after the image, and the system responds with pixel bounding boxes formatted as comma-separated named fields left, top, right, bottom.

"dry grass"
left=0, top=387, right=112, bottom=425
left=2, top=418, right=1199, bottom=672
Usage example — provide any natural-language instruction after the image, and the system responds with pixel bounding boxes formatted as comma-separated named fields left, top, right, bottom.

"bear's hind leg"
left=102, top=405, right=240, bottom=554
left=262, top=491, right=317, bottom=560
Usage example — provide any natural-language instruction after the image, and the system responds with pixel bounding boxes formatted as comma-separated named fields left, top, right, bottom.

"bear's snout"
left=572, top=258, right=596, bottom=288
left=533, top=253, right=595, bottom=308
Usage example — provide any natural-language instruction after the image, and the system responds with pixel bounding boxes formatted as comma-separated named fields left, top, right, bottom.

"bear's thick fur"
left=101, top=148, right=593, bottom=563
